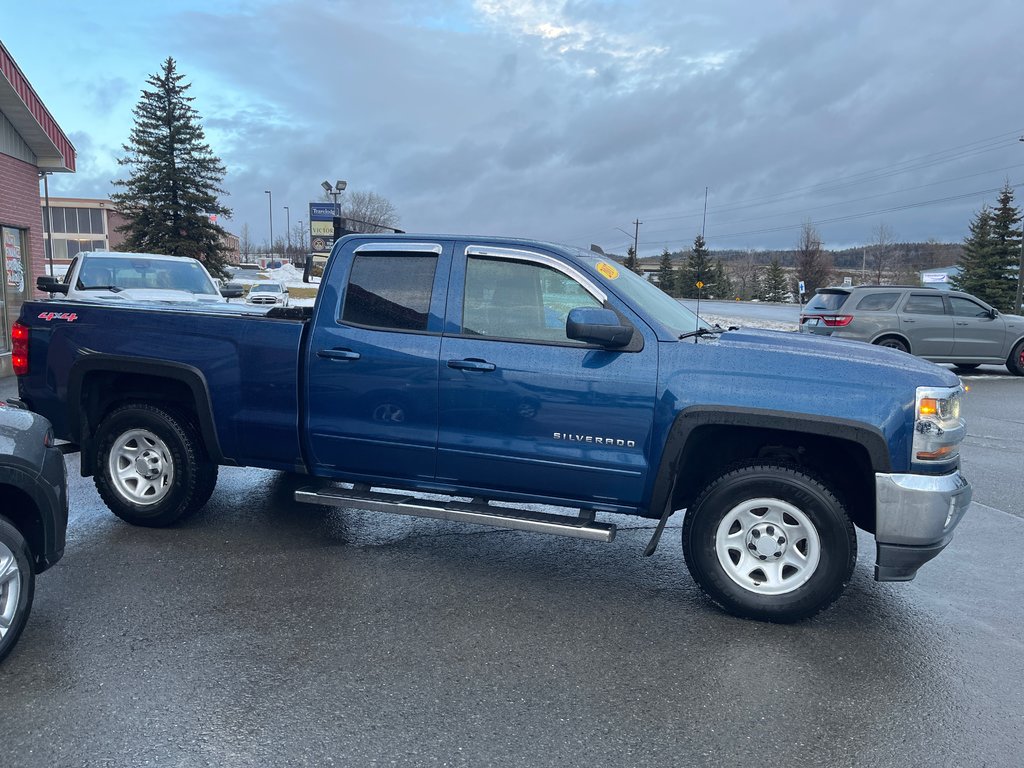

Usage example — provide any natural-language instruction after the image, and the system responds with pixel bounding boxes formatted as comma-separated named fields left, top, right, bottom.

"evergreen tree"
left=984, top=183, right=1022, bottom=311
left=112, top=57, right=232, bottom=276
left=759, top=259, right=789, bottom=302
left=656, top=248, right=676, bottom=295
left=711, top=260, right=733, bottom=299
left=623, top=245, right=643, bottom=275
left=679, top=234, right=714, bottom=298
left=953, top=206, right=994, bottom=298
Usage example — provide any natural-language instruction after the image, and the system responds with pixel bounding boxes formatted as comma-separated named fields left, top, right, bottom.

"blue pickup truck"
left=12, top=234, right=972, bottom=622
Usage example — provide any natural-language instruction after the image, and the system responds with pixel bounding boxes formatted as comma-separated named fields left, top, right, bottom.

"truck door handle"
left=955, top=321, right=968, bottom=326
left=903, top=319, right=916, bottom=323
left=447, top=358, right=496, bottom=372
left=317, top=348, right=361, bottom=361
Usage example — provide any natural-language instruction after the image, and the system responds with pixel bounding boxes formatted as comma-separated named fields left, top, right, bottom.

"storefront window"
left=1, top=226, right=29, bottom=354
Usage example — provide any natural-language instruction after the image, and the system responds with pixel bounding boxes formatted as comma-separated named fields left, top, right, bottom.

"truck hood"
left=713, top=327, right=960, bottom=386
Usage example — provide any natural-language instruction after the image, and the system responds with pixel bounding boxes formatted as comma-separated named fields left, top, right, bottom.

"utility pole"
left=284, top=206, right=291, bottom=257
left=1017, top=136, right=1023, bottom=311
left=701, top=186, right=708, bottom=239
left=633, top=218, right=641, bottom=261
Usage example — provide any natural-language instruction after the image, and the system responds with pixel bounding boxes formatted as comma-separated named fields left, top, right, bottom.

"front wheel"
left=0, top=516, right=35, bottom=664
left=682, top=462, right=856, bottom=623
left=93, top=403, right=218, bottom=527
left=1008, top=339, right=1024, bottom=376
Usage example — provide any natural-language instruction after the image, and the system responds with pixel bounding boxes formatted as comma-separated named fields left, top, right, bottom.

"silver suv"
left=799, top=285, right=1024, bottom=375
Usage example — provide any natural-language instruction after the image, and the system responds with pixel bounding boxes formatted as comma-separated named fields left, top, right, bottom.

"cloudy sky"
left=4, top=0, right=1024, bottom=256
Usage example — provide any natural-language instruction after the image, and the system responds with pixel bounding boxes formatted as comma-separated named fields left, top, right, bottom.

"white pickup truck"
left=36, top=251, right=226, bottom=304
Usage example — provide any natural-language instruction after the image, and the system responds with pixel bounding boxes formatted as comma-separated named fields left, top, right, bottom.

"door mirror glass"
left=566, top=307, right=633, bottom=347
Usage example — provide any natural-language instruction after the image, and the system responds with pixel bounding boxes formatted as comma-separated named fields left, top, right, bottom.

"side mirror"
left=989, top=308, right=999, bottom=319
left=37, top=276, right=69, bottom=295
left=566, top=307, right=633, bottom=348
left=303, top=254, right=327, bottom=284
left=220, top=285, right=245, bottom=299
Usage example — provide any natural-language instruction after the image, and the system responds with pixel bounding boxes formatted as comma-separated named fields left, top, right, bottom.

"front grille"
left=250, top=296, right=277, bottom=304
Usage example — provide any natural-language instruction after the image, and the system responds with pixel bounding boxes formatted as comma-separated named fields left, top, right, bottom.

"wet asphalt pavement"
left=2, top=374, right=1023, bottom=767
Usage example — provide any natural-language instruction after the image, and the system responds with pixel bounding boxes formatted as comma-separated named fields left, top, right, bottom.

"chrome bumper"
left=873, top=470, right=972, bottom=581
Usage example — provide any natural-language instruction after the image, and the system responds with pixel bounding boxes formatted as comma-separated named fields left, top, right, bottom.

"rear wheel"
left=0, top=516, right=34, bottom=664
left=93, top=403, right=218, bottom=527
left=682, top=462, right=856, bottom=623
left=875, top=337, right=909, bottom=354
left=954, top=363, right=980, bottom=371
left=1008, top=339, right=1024, bottom=376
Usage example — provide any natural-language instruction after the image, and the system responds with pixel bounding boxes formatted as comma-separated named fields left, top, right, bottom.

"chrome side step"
left=294, top=486, right=616, bottom=543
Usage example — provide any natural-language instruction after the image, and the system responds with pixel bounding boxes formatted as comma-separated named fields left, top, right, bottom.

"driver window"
left=462, top=256, right=601, bottom=343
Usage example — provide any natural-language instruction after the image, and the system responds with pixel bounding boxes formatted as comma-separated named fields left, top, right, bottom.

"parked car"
left=245, top=281, right=289, bottom=307
left=36, top=252, right=226, bottom=304
left=799, top=285, right=1024, bottom=375
left=0, top=400, right=68, bottom=663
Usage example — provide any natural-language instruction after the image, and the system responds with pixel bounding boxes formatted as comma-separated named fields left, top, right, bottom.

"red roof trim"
left=0, top=40, right=76, bottom=172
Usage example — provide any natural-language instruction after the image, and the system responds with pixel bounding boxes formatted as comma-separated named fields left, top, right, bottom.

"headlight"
left=913, top=385, right=966, bottom=461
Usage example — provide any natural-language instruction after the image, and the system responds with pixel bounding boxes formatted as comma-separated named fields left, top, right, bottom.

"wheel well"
left=0, top=484, right=44, bottom=568
left=872, top=333, right=911, bottom=352
left=672, top=425, right=877, bottom=533
left=81, top=370, right=195, bottom=435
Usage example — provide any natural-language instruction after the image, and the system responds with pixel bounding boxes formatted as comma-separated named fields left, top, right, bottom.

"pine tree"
left=678, top=234, right=714, bottom=298
left=112, top=57, right=232, bottom=276
left=711, top=260, right=733, bottom=299
left=985, top=183, right=1022, bottom=311
left=656, top=248, right=676, bottom=295
left=623, top=245, right=643, bottom=275
left=759, top=259, right=789, bottom=302
left=954, top=206, right=994, bottom=298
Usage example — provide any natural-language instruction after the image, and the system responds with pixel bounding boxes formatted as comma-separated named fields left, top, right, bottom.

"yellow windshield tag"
left=597, top=262, right=619, bottom=280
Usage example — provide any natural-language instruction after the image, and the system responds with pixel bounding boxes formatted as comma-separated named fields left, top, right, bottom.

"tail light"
left=11, top=321, right=29, bottom=376
left=802, top=315, right=851, bottom=327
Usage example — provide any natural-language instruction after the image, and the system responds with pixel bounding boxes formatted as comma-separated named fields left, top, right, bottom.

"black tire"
left=93, top=403, right=218, bottom=527
left=875, top=337, right=909, bottom=354
left=1008, top=339, right=1024, bottom=377
left=682, top=462, right=856, bottom=623
left=954, top=363, right=980, bottom=371
left=0, top=516, right=35, bottom=664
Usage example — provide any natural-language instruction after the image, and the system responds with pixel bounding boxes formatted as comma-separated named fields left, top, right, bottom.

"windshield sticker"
left=597, top=262, right=619, bottom=280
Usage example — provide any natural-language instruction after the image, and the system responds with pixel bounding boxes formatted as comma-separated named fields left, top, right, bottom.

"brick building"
left=1, top=41, right=75, bottom=377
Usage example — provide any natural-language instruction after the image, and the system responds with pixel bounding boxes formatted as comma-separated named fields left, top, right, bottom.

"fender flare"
left=67, top=354, right=225, bottom=465
left=0, top=465, right=61, bottom=573
left=647, top=405, right=892, bottom=517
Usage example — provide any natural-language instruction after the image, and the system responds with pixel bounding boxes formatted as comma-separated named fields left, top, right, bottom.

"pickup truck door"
left=436, top=244, right=657, bottom=509
left=305, top=242, right=452, bottom=482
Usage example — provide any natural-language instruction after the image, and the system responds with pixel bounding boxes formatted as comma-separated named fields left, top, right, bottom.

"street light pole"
left=1017, top=136, right=1024, bottom=312
left=284, top=206, right=291, bottom=257
left=264, top=190, right=273, bottom=259
left=39, top=171, right=54, bottom=277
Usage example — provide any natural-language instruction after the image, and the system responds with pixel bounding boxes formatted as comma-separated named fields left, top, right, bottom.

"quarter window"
left=341, top=253, right=438, bottom=332
left=462, top=256, right=602, bottom=343
left=903, top=294, right=946, bottom=315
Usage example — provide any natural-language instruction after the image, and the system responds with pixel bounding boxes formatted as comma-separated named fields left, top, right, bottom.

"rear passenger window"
left=903, top=294, right=946, bottom=315
left=855, top=293, right=899, bottom=311
left=341, top=253, right=438, bottom=331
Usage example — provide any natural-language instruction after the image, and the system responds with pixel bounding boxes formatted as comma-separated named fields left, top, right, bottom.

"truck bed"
left=18, top=299, right=310, bottom=473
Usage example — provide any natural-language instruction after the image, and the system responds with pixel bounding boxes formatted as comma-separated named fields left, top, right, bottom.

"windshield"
left=77, top=256, right=218, bottom=296
left=255, top=283, right=283, bottom=293
left=577, top=252, right=708, bottom=337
